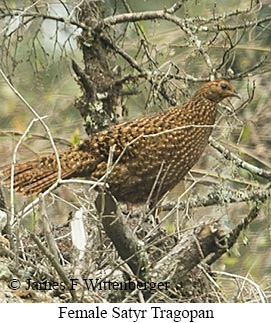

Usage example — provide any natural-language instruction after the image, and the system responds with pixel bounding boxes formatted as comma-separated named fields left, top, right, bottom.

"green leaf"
left=71, top=128, right=81, bottom=145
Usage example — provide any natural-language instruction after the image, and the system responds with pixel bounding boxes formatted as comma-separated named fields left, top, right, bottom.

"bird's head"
left=194, top=79, right=241, bottom=103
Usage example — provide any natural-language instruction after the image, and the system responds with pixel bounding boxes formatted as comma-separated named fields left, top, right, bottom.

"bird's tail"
left=1, top=150, right=97, bottom=196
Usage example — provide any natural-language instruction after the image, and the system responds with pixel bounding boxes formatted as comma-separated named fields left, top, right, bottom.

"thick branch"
left=103, top=10, right=186, bottom=27
left=96, top=192, right=149, bottom=279
left=150, top=203, right=262, bottom=283
left=207, top=203, right=261, bottom=265
left=149, top=222, right=223, bottom=283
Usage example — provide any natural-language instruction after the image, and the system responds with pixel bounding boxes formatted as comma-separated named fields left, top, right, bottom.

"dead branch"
left=162, top=187, right=270, bottom=212
left=150, top=203, right=262, bottom=283
left=207, top=203, right=261, bottom=265
left=29, top=232, right=77, bottom=301
left=150, top=221, right=223, bottom=283
left=96, top=192, right=149, bottom=280
left=209, top=137, right=271, bottom=179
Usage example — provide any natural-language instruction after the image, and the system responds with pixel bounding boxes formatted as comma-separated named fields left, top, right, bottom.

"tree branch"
left=209, top=137, right=271, bottom=179
left=150, top=203, right=262, bottom=283
left=162, top=186, right=270, bottom=212
left=149, top=221, right=223, bottom=283
left=207, top=203, right=261, bottom=265
left=95, top=192, right=149, bottom=280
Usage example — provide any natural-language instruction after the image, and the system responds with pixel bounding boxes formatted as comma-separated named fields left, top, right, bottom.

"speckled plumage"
left=2, top=80, right=239, bottom=203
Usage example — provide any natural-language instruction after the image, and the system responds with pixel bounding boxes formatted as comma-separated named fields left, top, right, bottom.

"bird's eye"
left=220, top=83, right=228, bottom=90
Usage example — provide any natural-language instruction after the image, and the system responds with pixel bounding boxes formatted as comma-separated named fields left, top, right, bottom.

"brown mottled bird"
left=1, top=80, right=240, bottom=204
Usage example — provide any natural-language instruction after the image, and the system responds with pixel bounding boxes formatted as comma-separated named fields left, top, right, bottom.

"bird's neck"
left=176, top=94, right=218, bottom=125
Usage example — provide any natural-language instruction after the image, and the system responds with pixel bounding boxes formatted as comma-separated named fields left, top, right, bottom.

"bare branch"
left=29, top=232, right=78, bottom=301
left=162, top=187, right=270, bottom=212
left=207, top=203, right=262, bottom=265
left=150, top=221, right=223, bottom=283
left=151, top=203, right=262, bottom=284
left=209, top=137, right=271, bottom=179
left=96, top=192, right=149, bottom=279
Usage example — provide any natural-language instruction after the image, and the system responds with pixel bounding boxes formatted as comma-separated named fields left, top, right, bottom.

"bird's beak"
left=232, top=89, right=241, bottom=100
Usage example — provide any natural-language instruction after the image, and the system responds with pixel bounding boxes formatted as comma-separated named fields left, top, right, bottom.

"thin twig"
left=212, top=270, right=266, bottom=303
left=30, top=232, right=77, bottom=301
left=9, top=117, right=46, bottom=223
left=0, top=68, right=63, bottom=214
